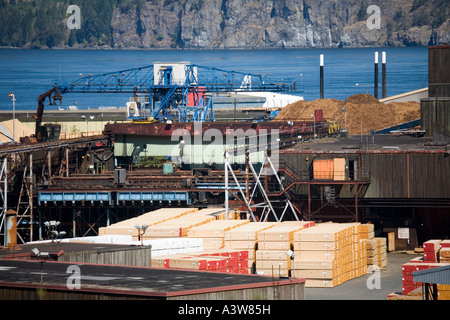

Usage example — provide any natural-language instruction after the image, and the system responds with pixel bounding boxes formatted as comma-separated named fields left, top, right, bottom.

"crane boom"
left=50, top=62, right=298, bottom=123
left=34, top=87, right=63, bottom=142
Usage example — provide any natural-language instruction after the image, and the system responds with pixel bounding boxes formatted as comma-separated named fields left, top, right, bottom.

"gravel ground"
left=304, top=252, right=420, bottom=300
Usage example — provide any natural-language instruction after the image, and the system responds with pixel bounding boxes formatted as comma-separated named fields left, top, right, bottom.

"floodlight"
left=32, top=248, right=50, bottom=259
left=32, top=247, right=39, bottom=256
left=39, top=252, right=50, bottom=259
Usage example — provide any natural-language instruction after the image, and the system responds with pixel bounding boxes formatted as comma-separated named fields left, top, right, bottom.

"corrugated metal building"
left=421, top=45, right=450, bottom=138
left=428, top=45, right=450, bottom=98
left=277, top=133, right=450, bottom=250
left=0, top=259, right=305, bottom=300
left=106, top=121, right=317, bottom=169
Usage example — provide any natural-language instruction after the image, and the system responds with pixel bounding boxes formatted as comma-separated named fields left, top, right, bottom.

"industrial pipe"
left=382, top=52, right=387, bottom=99
left=320, top=54, right=324, bottom=99
left=374, top=52, right=379, bottom=99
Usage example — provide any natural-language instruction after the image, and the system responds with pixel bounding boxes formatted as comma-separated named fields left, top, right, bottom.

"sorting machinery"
left=49, top=61, right=297, bottom=124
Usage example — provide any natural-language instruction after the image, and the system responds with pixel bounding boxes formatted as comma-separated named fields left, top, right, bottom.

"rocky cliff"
left=109, top=0, right=449, bottom=49
left=1, top=0, right=448, bottom=49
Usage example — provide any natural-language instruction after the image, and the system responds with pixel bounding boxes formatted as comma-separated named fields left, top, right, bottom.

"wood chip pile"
left=274, top=94, right=420, bottom=135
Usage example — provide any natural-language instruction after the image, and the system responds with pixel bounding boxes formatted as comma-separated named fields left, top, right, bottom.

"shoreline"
left=0, top=45, right=430, bottom=51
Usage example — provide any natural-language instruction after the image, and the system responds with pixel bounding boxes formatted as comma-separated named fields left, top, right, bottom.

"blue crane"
left=43, top=62, right=296, bottom=127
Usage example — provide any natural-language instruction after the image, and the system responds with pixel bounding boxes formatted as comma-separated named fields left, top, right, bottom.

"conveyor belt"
left=0, top=135, right=109, bottom=155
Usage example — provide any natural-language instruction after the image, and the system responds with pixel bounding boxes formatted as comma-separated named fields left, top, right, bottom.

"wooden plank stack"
left=440, top=248, right=450, bottom=263
left=359, top=223, right=375, bottom=240
left=99, top=207, right=198, bottom=238
left=375, top=237, right=387, bottom=268
left=365, top=237, right=387, bottom=270
left=292, top=222, right=367, bottom=288
left=388, top=288, right=423, bottom=300
left=150, top=249, right=250, bottom=274
left=401, top=259, right=425, bottom=295
left=399, top=238, right=450, bottom=298
left=439, top=240, right=450, bottom=263
left=187, top=219, right=250, bottom=249
left=186, top=249, right=250, bottom=274
left=358, top=223, right=387, bottom=270
left=224, top=222, right=278, bottom=274
left=144, top=208, right=224, bottom=239
left=401, top=259, right=450, bottom=295
left=365, top=239, right=378, bottom=269
left=438, top=284, right=450, bottom=300
left=255, top=221, right=315, bottom=278
left=423, top=239, right=442, bottom=262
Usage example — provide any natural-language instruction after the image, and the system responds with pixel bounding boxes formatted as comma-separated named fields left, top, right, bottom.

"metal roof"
left=0, top=259, right=304, bottom=299
left=412, top=264, right=450, bottom=285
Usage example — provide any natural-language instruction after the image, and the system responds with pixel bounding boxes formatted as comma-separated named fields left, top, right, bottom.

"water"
left=0, top=47, right=428, bottom=111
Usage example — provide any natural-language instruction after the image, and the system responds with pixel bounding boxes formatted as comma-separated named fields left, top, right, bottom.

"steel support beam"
left=0, top=158, right=7, bottom=246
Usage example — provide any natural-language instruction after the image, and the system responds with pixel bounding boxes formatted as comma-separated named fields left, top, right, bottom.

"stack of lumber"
left=439, top=240, right=450, bottom=263
left=375, top=237, right=388, bottom=268
left=365, top=239, right=378, bottom=269
left=152, top=254, right=226, bottom=271
left=217, top=210, right=241, bottom=220
left=144, top=238, right=203, bottom=256
left=401, top=257, right=449, bottom=295
left=187, top=219, right=250, bottom=249
left=397, top=239, right=450, bottom=299
left=292, top=222, right=367, bottom=288
left=366, top=237, right=388, bottom=270
left=359, top=223, right=374, bottom=240
left=388, top=287, right=423, bottom=300
left=423, top=239, right=442, bottom=262
left=144, top=208, right=222, bottom=239
left=224, top=222, right=278, bottom=273
left=359, top=223, right=387, bottom=269
left=438, top=284, right=450, bottom=300
left=255, top=221, right=315, bottom=278
left=151, top=249, right=249, bottom=274
left=98, top=207, right=198, bottom=238
left=183, top=249, right=250, bottom=274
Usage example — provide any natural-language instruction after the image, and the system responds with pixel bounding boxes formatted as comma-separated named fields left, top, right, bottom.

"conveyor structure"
left=54, top=62, right=297, bottom=123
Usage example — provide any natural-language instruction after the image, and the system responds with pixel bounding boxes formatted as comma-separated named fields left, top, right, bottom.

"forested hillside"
left=0, top=0, right=448, bottom=49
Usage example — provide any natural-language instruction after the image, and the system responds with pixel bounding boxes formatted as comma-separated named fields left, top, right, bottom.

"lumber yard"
left=0, top=45, right=449, bottom=301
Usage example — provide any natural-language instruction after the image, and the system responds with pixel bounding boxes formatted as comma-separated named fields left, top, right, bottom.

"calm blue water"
left=0, top=47, right=428, bottom=111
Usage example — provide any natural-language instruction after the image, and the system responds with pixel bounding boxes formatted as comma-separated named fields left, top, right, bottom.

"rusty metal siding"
left=421, top=98, right=450, bottom=137
left=0, top=280, right=305, bottom=300
left=168, top=282, right=305, bottom=300
left=409, top=153, right=450, bottom=198
left=280, top=150, right=450, bottom=200
left=428, top=45, right=450, bottom=98
left=58, top=246, right=152, bottom=267
left=364, top=153, right=408, bottom=198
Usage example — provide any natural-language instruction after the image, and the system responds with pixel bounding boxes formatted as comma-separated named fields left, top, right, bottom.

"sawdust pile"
left=274, top=94, right=420, bottom=135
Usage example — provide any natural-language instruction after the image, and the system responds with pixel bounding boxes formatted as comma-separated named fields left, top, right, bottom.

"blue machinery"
left=37, top=183, right=251, bottom=206
left=38, top=191, right=191, bottom=206
left=55, top=62, right=297, bottom=122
